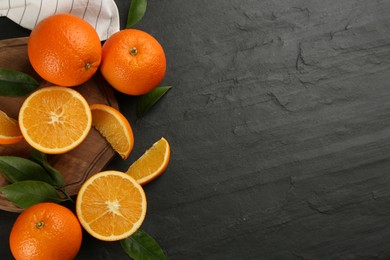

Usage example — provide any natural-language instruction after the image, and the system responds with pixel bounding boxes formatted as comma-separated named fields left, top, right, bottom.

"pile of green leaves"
left=0, top=150, right=68, bottom=208
left=0, top=0, right=172, bottom=259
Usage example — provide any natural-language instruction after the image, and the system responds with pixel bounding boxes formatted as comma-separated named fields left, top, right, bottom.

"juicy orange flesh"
left=0, top=111, right=22, bottom=137
left=21, top=89, right=90, bottom=149
left=127, top=139, right=168, bottom=181
left=91, top=108, right=131, bottom=157
left=80, top=174, right=144, bottom=237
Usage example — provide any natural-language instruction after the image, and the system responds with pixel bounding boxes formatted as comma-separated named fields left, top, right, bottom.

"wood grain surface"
left=0, top=37, right=118, bottom=212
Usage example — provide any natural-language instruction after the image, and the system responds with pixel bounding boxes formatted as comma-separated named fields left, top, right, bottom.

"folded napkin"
left=0, top=0, right=120, bottom=40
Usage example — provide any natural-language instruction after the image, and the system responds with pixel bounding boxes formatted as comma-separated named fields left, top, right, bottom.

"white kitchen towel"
left=0, top=0, right=120, bottom=40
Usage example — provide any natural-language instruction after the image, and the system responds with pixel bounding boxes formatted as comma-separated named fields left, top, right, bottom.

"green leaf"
left=0, top=68, right=39, bottom=96
left=0, top=156, right=53, bottom=184
left=121, top=229, right=166, bottom=260
left=136, top=86, right=171, bottom=118
left=0, top=180, right=64, bottom=209
left=126, top=0, right=148, bottom=28
left=30, top=149, right=64, bottom=187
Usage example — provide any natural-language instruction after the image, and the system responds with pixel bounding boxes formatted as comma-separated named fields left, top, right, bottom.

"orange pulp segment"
left=90, top=104, right=134, bottom=159
left=18, top=86, right=92, bottom=154
left=126, top=137, right=170, bottom=185
left=0, top=110, right=23, bottom=144
left=76, top=170, right=147, bottom=241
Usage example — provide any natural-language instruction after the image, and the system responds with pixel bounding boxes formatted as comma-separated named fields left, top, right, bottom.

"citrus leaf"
left=0, top=180, right=64, bottom=209
left=136, top=86, right=171, bottom=118
left=0, top=68, right=39, bottom=96
left=30, top=149, right=64, bottom=187
left=121, top=229, right=166, bottom=260
left=126, top=0, right=148, bottom=28
left=0, top=156, right=53, bottom=184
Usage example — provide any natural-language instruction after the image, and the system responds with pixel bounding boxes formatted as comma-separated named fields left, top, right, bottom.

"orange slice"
left=0, top=110, right=23, bottom=144
left=90, top=104, right=134, bottom=159
left=76, top=170, right=147, bottom=241
left=18, top=86, right=92, bottom=154
left=126, top=137, right=170, bottom=185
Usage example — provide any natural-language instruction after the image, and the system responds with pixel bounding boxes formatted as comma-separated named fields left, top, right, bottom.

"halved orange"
left=126, top=137, right=170, bottom=185
left=90, top=104, right=134, bottom=159
left=0, top=110, right=23, bottom=144
left=76, top=170, right=147, bottom=241
left=18, top=86, right=92, bottom=154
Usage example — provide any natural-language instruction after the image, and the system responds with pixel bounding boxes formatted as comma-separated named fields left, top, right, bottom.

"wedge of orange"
left=90, top=104, right=134, bottom=159
left=0, top=110, right=23, bottom=145
left=126, top=137, right=170, bottom=185
left=18, top=86, right=92, bottom=154
left=76, top=170, right=147, bottom=241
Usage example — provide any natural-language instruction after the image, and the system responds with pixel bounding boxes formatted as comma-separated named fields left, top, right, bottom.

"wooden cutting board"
left=0, top=37, right=119, bottom=212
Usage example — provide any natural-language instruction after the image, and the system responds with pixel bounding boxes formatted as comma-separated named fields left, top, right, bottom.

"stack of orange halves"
left=0, top=13, right=170, bottom=259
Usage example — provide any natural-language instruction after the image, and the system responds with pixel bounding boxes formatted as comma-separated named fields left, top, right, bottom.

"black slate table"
left=2, top=1, right=390, bottom=259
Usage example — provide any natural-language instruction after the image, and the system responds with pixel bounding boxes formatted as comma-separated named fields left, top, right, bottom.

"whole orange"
left=9, top=202, right=82, bottom=260
left=28, top=14, right=102, bottom=87
left=100, top=29, right=166, bottom=95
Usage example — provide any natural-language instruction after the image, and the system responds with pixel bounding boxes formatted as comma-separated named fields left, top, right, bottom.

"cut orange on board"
left=0, top=110, right=23, bottom=145
left=90, top=104, right=134, bottom=159
left=126, top=137, right=170, bottom=185
left=18, top=86, right=92, bottom=154
left=76, top=170, right=147, bottom=241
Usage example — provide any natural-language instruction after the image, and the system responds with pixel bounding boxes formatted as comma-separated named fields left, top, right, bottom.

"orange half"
left=76, top=170, right=147, bottom=241
left=0, top=110, right=23, bottom=144
left=126, top=137, right=170, bottom=185
left=18, top=86, right=92, bottom=154
left=90, top=104, right=134, bottom=159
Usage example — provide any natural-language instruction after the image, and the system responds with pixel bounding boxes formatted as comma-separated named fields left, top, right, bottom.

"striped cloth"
left=0, top=0, right=120, bottom=40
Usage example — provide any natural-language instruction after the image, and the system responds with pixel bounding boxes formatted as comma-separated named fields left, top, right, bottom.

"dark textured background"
left=2, top=0, right=390, bottom=259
